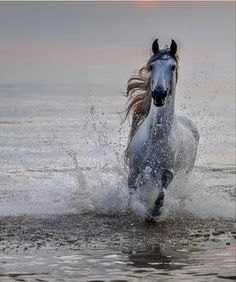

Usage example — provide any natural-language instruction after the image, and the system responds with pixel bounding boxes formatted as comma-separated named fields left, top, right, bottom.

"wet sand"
left=0, top=213, right=235, bottom=281
left=0, top=213, right=235, bottom=251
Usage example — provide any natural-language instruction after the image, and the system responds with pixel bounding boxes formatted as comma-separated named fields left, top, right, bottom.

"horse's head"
left=148, top=39, right=178, bottom=107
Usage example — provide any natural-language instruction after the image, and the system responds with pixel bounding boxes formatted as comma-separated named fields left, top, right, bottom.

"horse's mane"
left=123, top=51, right=179, bottom=162
left=123, top=65, right=151, bottom=161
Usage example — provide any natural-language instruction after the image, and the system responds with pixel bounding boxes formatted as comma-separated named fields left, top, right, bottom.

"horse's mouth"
left=153, top=98, right=165, bottom=107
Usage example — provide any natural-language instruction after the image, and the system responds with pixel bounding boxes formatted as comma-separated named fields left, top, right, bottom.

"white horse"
left=124, top=39, right=199, bottom=222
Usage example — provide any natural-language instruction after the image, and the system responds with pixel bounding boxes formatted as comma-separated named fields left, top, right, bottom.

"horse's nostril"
left=152, top=89, right=167, bottom=99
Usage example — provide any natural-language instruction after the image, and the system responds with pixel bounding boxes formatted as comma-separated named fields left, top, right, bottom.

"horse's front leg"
left=128, top=171, right=137, bottom=195
left=128, top=169, right=149, bottom=217
left=146, top=169, right=173, bottom=222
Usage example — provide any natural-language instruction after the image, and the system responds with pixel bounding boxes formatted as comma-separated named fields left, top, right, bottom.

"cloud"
left=133, top=1, right=163, bottom=9
left=0, top=45, right=145, bottom=64
left=132, top=0, right=201, bottom=9
left=183, top=49, right=225, bottom=61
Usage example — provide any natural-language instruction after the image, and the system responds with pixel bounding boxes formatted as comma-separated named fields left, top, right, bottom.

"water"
left=0, top=85, right=235, bottom=281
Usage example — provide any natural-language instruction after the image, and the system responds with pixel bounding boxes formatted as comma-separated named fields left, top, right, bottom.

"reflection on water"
left=1, top=242, right=235, bottom=281
left=0, top=214, right=235, bottom=281
left=126, top=245, right=188, bottom=271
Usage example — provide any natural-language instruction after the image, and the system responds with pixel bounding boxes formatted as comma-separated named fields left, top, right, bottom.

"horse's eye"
left=171, top=65, right=176, bottom=71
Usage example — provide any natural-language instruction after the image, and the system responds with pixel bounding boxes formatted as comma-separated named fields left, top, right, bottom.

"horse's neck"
left=147, top=92, right=175, bottom=137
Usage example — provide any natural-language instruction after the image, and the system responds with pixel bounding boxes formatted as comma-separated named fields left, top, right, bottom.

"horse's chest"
left=145, top=140, right=172, bottom=165
left=129, top=135, right=174, bottom=170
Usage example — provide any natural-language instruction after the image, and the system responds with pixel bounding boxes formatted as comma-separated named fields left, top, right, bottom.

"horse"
left=124, top=39, right=199, bottom=222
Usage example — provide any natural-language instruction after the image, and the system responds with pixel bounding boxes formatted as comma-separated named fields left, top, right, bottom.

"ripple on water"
left=0, top=213, right=235, bottom=281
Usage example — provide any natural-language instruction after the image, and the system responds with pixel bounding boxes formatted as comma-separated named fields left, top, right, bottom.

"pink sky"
left=0, top=1, right=234, bottom=84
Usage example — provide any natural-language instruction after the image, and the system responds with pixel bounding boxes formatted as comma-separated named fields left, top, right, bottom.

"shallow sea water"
left=0, top=85, right=235, bottom=281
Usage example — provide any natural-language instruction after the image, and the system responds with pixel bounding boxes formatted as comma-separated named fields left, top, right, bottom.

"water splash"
left=0, top=96, right=234, bottom=220
left=62, top=104, right=129, bottom=215
left=64, top=105, right=235, bottom=221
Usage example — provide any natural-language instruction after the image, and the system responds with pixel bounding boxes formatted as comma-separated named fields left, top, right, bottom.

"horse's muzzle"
left=153, top=97, right=165, bottom=107
left=152, top=90, right=167, bottom=107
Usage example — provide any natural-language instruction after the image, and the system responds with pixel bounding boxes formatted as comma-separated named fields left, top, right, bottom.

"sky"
left=0, top=1, right=235, bottom=86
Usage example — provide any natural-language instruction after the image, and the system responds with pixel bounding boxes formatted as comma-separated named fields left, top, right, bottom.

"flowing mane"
left=123, top=65, right=151, bottom=160
left=123, top=52, right=179, bottom=160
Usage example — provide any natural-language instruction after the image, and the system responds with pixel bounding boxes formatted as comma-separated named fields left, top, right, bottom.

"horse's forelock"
left=147, top=50, right=178, bottom=66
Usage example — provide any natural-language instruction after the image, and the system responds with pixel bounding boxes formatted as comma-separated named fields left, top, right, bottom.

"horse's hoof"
left=145, top=215, right=160, bottom=224
left=144, top=210, right=160, bottom=223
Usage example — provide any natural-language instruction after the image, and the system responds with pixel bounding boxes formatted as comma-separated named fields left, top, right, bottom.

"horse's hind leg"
left=146, top=169, right=173, bottom=221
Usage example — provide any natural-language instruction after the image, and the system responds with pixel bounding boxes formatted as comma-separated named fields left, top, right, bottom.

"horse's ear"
left=152, top=39, right=159, bottom=54
left=170, top=39, right=177, bottom=55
